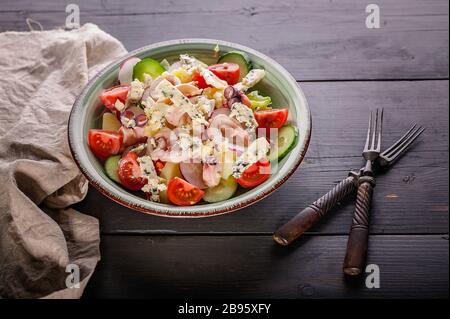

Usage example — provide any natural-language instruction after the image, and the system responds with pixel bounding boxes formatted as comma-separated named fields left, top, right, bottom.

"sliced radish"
left=179, top=162, right=208, bottom=189
left=119, top=57, right=141, bottom=85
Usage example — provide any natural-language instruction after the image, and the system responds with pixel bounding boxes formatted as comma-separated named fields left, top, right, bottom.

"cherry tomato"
left=208, top=63, right=240, bottom=85
left=118, top=152, right=147, bottom=191
left=192, top=63, right=241, bottom=88
left=167, top=177, right=204, bottom=206
left=237, top=160, right=271, bottom=188
left=254, top=108, right=289, bottom=129
left=88, top=129, right=123, bottom=160
left=99, top=85, right=130, bottom=110
left=154, top=160, right=166, bottom=175
left=192, top=71, right=210, bottom=89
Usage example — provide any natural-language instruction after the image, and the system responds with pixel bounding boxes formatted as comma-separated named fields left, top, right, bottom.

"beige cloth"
left=0, top=24, right=127, bottom=298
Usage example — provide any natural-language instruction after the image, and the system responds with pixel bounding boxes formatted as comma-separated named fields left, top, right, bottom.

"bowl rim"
left=68, top=38, right=312, bottom=218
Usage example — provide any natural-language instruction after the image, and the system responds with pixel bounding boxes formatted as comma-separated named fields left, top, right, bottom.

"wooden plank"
left=82, top=234, right=449, bottom=298
left=72, top=80, right=449, bottom=234
left=76, top=164, right=448, bottom=234
left=0, top=0, right=448, bottom=81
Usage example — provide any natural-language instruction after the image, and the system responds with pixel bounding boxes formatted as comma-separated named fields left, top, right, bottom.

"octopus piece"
left=202, top=161, right=222, bottom=188
left=120, top=126, right=147, bottom=147
left=148, top=128, right=191, bottom=163
left=165, top=105, right=190, bottom=127
left=207, top=114, right=249, bottom=147
left=179, top=162, right=208, bottom=189
left=175, top=83, right=203, bottom=97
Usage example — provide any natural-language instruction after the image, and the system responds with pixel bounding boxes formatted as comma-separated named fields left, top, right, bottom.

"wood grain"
left=0, top=0, right=448, bottom=81
left=72, top=80, right=449, bottom=234
left=83, top=234, right=449, bottom=298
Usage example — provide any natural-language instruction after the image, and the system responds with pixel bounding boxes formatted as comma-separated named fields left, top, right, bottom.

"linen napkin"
left=0, top=23, right=127, bottom=298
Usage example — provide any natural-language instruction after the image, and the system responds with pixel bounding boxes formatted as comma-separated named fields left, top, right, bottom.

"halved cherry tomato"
left=208, top=63, right=240, bottom=85
left=239, top=92, right=252, bottom=108
left=118, top=152, right=147, bottom=191
left=88, top=129, right=123, bottom=160
left=192, top=71, right=209, bottom=89
left=192, top=63, right=241, bottom=88
left=167, top=177, right=205, bottom=206
left=99, top=85, right=130, bottom=110
left=254, top=108, right=289, bottom=129
left=154, top=160, right=166, bottom=175
left=237, top=160, right=271, bottom=188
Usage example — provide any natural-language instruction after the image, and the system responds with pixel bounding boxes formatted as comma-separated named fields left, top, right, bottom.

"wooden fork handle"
left=273, top=174, right=358, bottom=246
left=343, top=176, right=375, bottom=276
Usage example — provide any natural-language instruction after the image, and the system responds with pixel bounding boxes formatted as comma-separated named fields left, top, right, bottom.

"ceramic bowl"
left=68, top=39, right=311, bottom=217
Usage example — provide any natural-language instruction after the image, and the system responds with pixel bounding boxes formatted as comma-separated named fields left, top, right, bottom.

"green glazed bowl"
left=68, top=39, right=311, bottom=218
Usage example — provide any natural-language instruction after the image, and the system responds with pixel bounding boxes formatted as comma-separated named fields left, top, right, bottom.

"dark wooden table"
left=2, top=0, right=448, bottom=298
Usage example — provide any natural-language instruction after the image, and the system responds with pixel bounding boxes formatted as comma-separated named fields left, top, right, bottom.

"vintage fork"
left=273, top=121, right=425, bottom=247
left=343, top=109, right=383, bottom=276
left=377, top=124, right=425, bottom=168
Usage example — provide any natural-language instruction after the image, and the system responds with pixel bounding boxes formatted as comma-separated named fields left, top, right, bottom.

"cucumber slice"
left=133, top=58, right=166, bottom=82
left=218, top=51, right=252, bottom=80
left=104, top=155, right=121, bottom=183
left=267, top=125, right=298, bottom=161
left=203, top=176, right=238, bottom=203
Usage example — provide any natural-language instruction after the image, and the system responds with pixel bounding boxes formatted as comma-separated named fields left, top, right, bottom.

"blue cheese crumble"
left=156, top=79, right=208, bottom=126
left=114, top=99, right=126, bottom=112
left=121, top=116, right=136, bottom=128
left=232, top=137, right=270, bottom=178
left=127, top=79, right=145, bottom=104
left=138, top=155, right=167, bottom=202
left=234, top=69, right=265, bottom=92
left=143, top=100, right=167, bottom=132
left=229, top=102, right=258, bottom=132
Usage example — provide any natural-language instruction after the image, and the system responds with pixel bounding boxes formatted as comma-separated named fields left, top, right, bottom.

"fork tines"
left=381, top=124, right=426, bottom=160
left=364, top=108, right=384, bottom=153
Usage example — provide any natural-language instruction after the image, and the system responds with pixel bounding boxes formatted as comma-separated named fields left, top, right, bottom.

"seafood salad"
left=88, top=49, right=298, bottom=206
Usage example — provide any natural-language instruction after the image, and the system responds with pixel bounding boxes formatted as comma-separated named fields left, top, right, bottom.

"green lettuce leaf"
left=247, top=91, right=272, bottom=110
